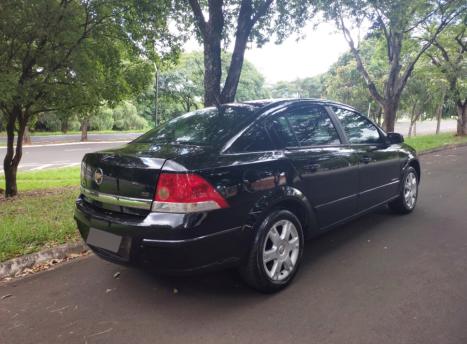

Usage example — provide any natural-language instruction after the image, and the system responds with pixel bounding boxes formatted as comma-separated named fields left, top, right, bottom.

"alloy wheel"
left=262, top=219, right=300, bottom=281
left=404, top=171, right=418, bottom=209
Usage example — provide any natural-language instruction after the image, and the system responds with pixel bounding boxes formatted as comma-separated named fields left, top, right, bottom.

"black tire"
left=239, top=209, right=304, bottom=293
left=389, top=166, right=419, bottom=214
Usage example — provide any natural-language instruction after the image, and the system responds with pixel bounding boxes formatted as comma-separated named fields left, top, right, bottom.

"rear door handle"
left=361, top=156, right=371, bottom=164
left=304, top=163, right=320, bottom=172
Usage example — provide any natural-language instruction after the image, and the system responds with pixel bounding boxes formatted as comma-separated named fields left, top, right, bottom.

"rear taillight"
left=152, top=173, right=228, bottom=213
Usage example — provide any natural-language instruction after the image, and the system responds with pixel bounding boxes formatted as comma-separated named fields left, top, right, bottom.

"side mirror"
left=387, top=132, right=404, bottom=144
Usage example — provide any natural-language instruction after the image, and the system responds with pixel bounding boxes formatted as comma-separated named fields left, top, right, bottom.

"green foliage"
left=0, top=167, right=80, bottom=191
left=112, top=102, right=148, bottom=130
left=137, top=51, right=269, bottom=126
left=91, top=108, right=115, bottom=131
left=0, top=187, right=80, bottom=262
left=405, top=133, right=467, bottom=152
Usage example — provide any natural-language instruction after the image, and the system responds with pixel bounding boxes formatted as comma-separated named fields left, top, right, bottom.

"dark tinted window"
left=229, top=125, right=274, bottom=152
left=269, top=115, right=297, bottom=147
left=333, top=107, right=382, bottom=144
left=133, top=105, right=257, bottom=146
left=269, top=106, right=341, bottom=147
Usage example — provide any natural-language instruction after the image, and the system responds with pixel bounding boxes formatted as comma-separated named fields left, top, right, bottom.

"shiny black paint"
left=75, top=98, right=420, bottom=272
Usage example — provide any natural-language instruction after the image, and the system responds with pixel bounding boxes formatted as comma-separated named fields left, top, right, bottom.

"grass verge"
left=0, top=187, right=80, bottom=262
left=405, top=133, right=467, bottom=152
left=0, top=166, right=80, bottom=191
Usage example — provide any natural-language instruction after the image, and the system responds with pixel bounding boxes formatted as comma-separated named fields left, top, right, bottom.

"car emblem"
left=94, top=168, right=104, bottom=185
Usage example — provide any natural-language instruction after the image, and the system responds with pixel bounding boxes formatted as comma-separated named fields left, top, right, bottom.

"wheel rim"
left=262, top=219, right=300, bottom=281
left=404, top=171, right=418, bottom=209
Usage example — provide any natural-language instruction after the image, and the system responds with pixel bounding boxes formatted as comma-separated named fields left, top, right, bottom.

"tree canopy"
left=0, top=0, right=179, bottom=196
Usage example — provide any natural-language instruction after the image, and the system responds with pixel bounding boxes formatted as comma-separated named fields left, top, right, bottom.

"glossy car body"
left=75, top=99, right=420, bottom=276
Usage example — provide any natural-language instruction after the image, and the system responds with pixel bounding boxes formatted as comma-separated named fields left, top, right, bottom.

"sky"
left=185, top=22, right=355, bottom=84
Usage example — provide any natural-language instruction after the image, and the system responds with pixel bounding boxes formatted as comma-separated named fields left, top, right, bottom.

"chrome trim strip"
left=81, top=187, right=152, bottom=210
left=359, top=180, right=400, bottom=195
left=315, top=193, right=357, bottom=209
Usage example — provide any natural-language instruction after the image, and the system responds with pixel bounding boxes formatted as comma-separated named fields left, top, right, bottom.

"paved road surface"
left=1, top=146, right=467, bottom=344
left=0, top=119, right=458, bottom=173
left=0, top=132, right=141, bottom=145
left=0, top=142, right=127, bottom=172
left=395, top=119, right=457, bottom=136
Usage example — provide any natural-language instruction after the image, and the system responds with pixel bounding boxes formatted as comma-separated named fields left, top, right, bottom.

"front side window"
left=269, top=105, right=341, bottom=147
left=332, top=107, right=382, bottom=144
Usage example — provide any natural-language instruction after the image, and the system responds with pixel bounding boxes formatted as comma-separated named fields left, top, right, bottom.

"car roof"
left=239, top=98, right=361, bottom=113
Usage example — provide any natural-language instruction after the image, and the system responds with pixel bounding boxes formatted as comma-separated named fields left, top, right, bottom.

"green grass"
left=0, top=129, right=148, bottom=137
left=405, top=133, right=467, bottom=152
left=0, top=187, right=80, bottom=262
left=0, top=166, right=80, bottom=191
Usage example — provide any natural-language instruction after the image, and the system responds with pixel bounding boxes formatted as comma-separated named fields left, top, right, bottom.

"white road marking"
left=0, top=140, right=129, bottom=149
left=30, top=164, right=54, bottom=171
left=64, top=148, right=93, bottom=152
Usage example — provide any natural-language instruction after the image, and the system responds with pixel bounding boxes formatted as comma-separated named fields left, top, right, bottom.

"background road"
left=1, top=146, right=467, bottom=344
left=0, top=142, right=126, bottom=172
left=0, top=119, right=458, bottom=173
left=0, top=132, right=141, bottom=145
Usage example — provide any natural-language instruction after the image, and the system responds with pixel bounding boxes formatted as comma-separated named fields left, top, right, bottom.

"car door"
left=267, top=103, right=359, bottom=229
left=330, top=106, right=402, bottom=211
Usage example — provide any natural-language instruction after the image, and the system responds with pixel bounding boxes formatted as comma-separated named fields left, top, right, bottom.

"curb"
left=0, top=242, right=89, bottom=279
left=418, top=142, right=467, bottom=156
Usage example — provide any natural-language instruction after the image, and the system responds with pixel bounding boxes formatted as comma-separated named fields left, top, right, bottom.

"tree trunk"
left=220, top=2, right=252, bottom=104
left=23, top=125, right=32, bottom=145
left=436, top=104, right=442, bottom=135
left=203, top=40, right=222, bottom=107
left=382, top=101, right=398, bottom=132
left=457, top=100, right=467, bottom=136
left=3, top=106, right=27, bottom=197
left=80, top=119, right=89, bottom=142
left=413, top=121, right=417, bottom=137
left=61, top=118, right=69, bottom=133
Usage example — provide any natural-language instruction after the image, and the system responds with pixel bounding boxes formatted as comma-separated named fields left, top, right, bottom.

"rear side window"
left=332, top=107, right=382, bottom=144
left=269, top=105, right=341, bottom=147
left=228, top=125, right=274, bottom=152
left=133, top=105, right=257, bottom=146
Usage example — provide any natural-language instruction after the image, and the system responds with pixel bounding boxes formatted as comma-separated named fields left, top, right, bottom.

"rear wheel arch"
left=247, top=187, right=318, bottom=239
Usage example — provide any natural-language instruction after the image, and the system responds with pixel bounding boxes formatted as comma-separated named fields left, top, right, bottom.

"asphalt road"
left=1, top=146, right=467, bottom=344
left=0, top=142, right=127, bottom=172
left=0, top=120, right=458, bottom=173
left=0, top=132, right=141, bottom=145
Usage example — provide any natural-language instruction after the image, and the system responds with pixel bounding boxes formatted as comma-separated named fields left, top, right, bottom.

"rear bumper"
left=74, top=198, right=250, bottom=273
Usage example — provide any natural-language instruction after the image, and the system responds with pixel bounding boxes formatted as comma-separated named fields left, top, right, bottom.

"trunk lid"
left=81, top=143, right=210, bottom=208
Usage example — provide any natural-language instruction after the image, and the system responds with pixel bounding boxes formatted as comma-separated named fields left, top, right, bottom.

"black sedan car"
left=75, top=99, right=420, bottom=292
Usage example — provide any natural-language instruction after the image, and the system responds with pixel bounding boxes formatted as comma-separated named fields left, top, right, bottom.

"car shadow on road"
left=116, top=206, right=396, bottom=299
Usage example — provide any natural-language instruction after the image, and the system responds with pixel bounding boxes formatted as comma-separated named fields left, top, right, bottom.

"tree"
left=136, top=51, right=269, bottom=125
left=270, top=76, right=323, bottom=99
left=0, top=0, right=178, bottom=197
left=426, top=22, right=467, bottom=135
left=180, top=0, right=314, bottom=106
left=319, top=0, right=464, bottom=132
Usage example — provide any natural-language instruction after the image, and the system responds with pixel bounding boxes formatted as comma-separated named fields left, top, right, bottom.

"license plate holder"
left=86, top=228, right=122, bottom=253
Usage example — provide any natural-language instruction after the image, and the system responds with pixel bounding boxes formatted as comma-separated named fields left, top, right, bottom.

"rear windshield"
left=133, top=105, right=258, bottom=146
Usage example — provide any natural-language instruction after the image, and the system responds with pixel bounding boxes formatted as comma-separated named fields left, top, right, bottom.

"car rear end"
left=74, top=105, right=259, bottom=272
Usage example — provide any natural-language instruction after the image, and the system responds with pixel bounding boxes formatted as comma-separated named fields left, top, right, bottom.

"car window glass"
left=332, top=107, right=382, bottom=144
left=268, top=115, right=298, bottom=147
left=286, top=106, right=341, bottom=146
left=229, top=125, right=274, bottom=152
left=133, top=105, right=257, bottom=146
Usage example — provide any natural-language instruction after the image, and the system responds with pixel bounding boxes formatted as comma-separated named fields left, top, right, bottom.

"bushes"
left=30, top=101, right=149, bottom=133
left=111, top=101, right=148, bottom=130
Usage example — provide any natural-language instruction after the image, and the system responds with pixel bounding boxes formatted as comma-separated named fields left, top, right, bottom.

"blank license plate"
left=86, top=228, right=122, bottom=253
